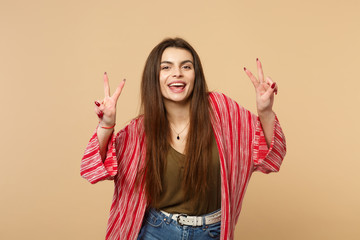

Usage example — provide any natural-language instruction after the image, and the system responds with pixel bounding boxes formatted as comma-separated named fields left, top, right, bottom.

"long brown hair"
left=140, top=38, right=213, bottom=206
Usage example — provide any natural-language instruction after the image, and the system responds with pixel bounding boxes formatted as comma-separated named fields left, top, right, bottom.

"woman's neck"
left=164, top=100, right=190, bottom=126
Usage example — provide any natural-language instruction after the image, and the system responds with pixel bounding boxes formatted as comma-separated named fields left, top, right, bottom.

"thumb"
left=262, top=82, right=276, bottom=99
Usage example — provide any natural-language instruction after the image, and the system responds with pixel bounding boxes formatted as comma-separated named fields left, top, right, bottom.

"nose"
left=172, top=67, right=182, bottom=78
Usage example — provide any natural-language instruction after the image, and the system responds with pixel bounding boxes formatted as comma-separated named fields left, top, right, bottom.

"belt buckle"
left=176, top=214, right=188, bottom=226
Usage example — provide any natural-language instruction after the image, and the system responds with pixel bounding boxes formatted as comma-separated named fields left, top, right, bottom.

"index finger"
left=104, top=72, right=110, bottom=97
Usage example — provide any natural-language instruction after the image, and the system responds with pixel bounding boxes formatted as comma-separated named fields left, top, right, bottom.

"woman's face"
left=159, top=47, right=195, bottom=105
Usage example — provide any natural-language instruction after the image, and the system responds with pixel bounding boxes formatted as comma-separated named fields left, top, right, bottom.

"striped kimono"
left=81, top=92, right=287, bottom=240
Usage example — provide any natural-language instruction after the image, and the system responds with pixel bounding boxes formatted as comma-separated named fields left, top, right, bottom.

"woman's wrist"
left=98, top=121, right=116, bottom=129
left=99, top=123, right=116, bottom=129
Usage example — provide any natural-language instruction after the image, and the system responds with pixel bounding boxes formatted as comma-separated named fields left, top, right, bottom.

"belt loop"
left=167, top=213, right=173, bottom=224
left=193, top=216, right=200, bottom=227
left=202, top=215, right=206, bottom=230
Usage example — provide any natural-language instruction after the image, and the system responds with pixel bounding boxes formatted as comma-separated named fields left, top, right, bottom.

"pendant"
left=177, top=135, right=180, bottom=140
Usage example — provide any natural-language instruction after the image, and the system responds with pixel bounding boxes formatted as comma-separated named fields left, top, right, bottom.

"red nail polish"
left=243, top=67, right=247, bottom=71
left=256, top=58, right=259, bottom=61
left=104, top=72, right=107, bottom=75
left=99, top=111, right=104, bottom=118
left=95, top=101, right=100, bottom=107
left=271, top=83, right=276, bottom=89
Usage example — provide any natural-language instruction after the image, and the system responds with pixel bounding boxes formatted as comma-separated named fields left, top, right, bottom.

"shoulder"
left=208, top=91, right=242, bottom=107
left=208, top=92, right=255, bottom=125
left=208, top=91, right=244, bottom=113
left=208, top=91, right=228, bottom=102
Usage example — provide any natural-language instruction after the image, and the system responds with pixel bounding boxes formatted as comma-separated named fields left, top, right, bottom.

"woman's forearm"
left=97, top=127, right=114, bottom=161
left=258, top=110, right=276, bottom=148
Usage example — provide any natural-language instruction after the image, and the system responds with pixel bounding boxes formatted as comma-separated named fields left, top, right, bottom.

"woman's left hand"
left=244, top=58, right=278, bottom=115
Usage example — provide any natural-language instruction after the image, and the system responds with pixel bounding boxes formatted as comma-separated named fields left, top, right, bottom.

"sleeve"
left=80, top=127, right=118, bottom=184
left=209, top=92, right=286, bottom=174
left=252, top=114, right=287, bottom=173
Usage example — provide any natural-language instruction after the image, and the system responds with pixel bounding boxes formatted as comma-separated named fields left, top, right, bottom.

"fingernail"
left=123, top=78, right=126, bottom=82
left=98, top=111, right=104, bottom=118
left=104, top=72, right=107, bottom=75
left=243, top=67, right=247, bottom=71
left=256, top=58, right=259, bottom=62
left=95, top=101, right=100, bottom=107
left=271, top=83, right=276, bottom=89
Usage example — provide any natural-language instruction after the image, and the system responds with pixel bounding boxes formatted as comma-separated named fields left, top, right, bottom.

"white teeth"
left=169, top=83, right=185, bottom=87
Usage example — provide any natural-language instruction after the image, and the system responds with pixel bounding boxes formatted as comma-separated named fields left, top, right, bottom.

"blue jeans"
left=137, top=208, right=221, bottom=240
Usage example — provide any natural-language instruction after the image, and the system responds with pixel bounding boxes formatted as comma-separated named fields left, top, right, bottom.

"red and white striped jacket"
left=81, top=92, right=286, bottom=240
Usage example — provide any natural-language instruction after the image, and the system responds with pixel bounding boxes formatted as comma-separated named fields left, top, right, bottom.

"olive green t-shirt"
left=153, top=134, right=221, bottom=216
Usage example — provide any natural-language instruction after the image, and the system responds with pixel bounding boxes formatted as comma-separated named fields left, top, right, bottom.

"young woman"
left=81, top=38, right=286, bottom=240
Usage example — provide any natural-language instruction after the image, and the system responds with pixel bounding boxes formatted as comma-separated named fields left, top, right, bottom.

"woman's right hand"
left=94, top=72, right=126, bottom=128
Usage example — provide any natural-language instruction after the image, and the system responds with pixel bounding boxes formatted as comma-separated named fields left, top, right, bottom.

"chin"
left=164, top=94, right=191, bottom=104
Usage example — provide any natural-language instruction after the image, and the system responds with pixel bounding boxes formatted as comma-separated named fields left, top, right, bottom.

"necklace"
left=170, top=122, right=190, bottom=140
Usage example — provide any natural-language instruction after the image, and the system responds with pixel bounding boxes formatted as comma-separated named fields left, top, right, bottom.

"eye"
left=161, top=65, right=170, bottom=70
left=182, top=65, right=192, bottom=70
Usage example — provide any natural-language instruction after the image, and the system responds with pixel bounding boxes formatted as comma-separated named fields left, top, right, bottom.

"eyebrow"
left=160, top=60, right=194, bottom=65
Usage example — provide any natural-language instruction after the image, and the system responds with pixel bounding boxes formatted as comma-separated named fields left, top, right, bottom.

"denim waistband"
left=147, top=208, right=221, bottom=227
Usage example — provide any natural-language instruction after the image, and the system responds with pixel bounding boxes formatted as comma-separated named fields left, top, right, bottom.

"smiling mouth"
left=168, top=82, right=186, bottom=92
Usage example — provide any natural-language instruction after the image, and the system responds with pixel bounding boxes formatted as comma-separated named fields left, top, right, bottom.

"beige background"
left=1, top=0, right=359, bottom=239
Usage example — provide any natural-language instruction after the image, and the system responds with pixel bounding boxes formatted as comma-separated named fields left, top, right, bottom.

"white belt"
left=160, top=209, right=221, bottom=227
